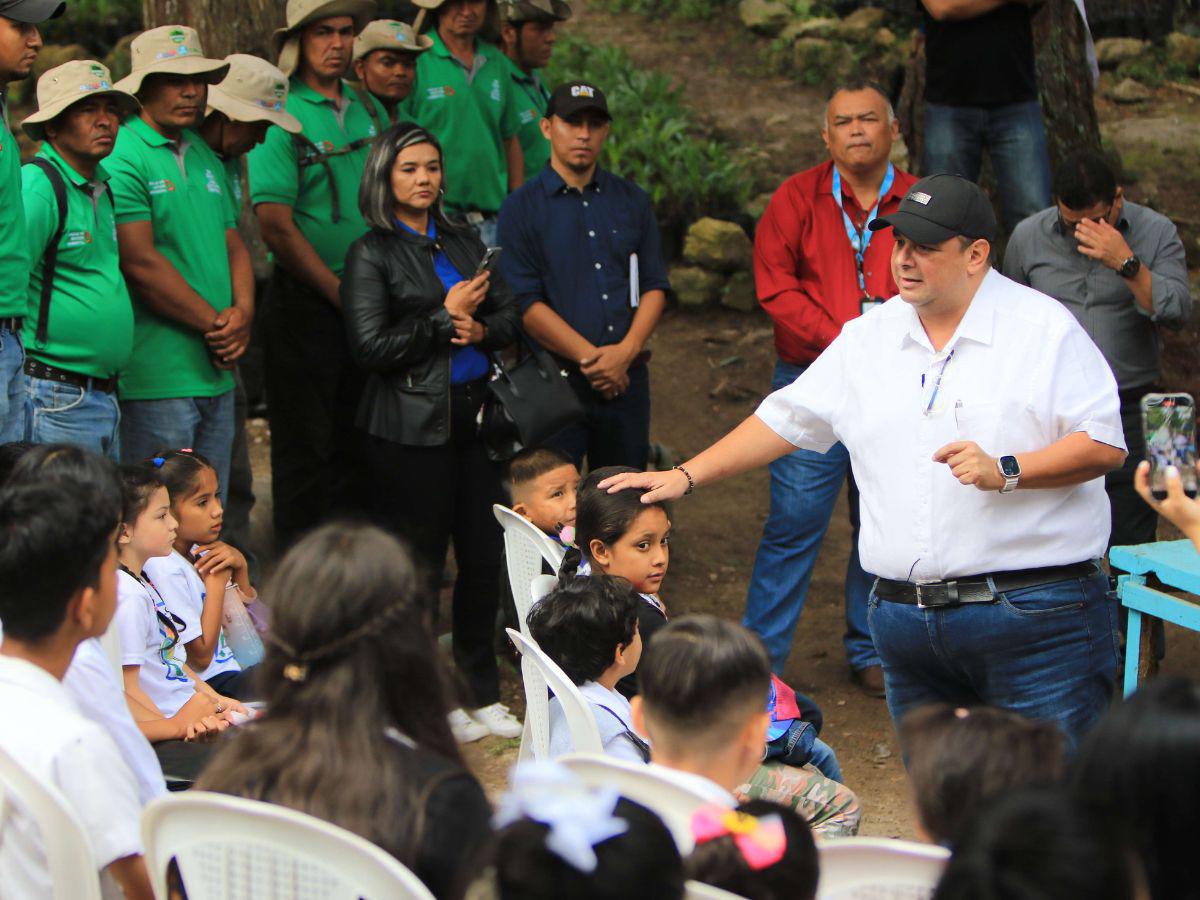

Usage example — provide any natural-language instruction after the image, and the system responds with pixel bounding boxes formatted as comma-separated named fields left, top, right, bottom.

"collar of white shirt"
left=893, top=266, right=1000, bottom=353
left=0, top=654, right=79, bottom=713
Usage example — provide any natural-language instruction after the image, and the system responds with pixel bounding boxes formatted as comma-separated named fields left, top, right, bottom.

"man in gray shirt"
left=1004, top=151, right=1192, bottom=548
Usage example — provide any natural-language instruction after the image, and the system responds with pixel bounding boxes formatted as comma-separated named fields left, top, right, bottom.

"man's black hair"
left=526, top=575, right=640, bottom=684
left=0, top=482, right=117, bottom=642
left=1053, top=152, right=1119, bottom=211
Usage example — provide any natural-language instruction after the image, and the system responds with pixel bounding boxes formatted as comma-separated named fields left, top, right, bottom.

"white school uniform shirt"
left=144, top=550, right=242, bottom=682
left=756, top=268, right=1126, bottom=582
left=114, top=568, right=196, bottom=717
left=651, top=766, right=737, bottom=807
left=548, top=681, right=647, bottom=764
left=0, top=655, right=144, bottom=899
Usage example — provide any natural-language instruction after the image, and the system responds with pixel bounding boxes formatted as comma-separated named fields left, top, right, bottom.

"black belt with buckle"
left=0, top=316, right=22, bottom=333
left=875, top=562, right=1097, bottom=609
left=24, top=358, right=117, bottom=394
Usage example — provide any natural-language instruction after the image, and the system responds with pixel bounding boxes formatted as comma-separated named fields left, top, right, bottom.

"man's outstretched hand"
left=597, top=468, right=691, bottom=503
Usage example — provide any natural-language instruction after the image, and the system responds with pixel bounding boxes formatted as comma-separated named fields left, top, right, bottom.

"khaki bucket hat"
left=273, top=0, right=379, bottom=77
left=22, top=59, right=140, bottom=140
left=352, top=19, right=433, bottom=64
left=498, top=0, right=572, bottom=23
left=207, top=55, right=302, bottom=135
left=114, top=25, right=230, bottom=96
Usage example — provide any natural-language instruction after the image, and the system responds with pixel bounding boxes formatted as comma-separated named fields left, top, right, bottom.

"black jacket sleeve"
left=477, top=267, right=523, bottom=352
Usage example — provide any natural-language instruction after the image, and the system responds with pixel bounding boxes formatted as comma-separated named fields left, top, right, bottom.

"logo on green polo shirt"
left=148, top=178, right=176, bottom=195
left=490, top=79, right=501, bottom=102
left=426, top=85, right=456, bottom=100
left=519, top=107, right=538, bottom=124
left=64, top=230, right=93, bottom=248
left=204, top=168, right=223, bottom=196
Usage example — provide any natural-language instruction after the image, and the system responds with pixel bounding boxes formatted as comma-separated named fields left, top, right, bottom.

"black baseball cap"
left=869, top=174, right=997, bottom=245
left=546, top=82, right=610, bottom=121
left=0, top=0, right=66, bottom=23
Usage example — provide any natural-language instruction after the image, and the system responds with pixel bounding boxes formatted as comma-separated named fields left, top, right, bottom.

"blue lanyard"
left=832, top=163, right=895, bottom=295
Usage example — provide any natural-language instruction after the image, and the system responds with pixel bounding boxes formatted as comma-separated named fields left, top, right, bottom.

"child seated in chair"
left=526, top=575, right=649, bottom=763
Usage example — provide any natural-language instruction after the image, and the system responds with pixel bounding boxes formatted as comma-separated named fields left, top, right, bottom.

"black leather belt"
left=875, top=562, right=1098, bottom=609
left=0, top=316, right=21, bottom=333
left=24, top=358, right=117, bottom=394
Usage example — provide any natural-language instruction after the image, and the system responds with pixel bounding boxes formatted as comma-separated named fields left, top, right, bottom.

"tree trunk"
left=141, top=0, right=284, bottom=60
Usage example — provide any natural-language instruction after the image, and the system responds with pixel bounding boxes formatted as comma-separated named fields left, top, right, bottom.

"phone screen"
left=474, top=247, right=502, bottom=277
left=1141, top=392, right=1198, bottom=500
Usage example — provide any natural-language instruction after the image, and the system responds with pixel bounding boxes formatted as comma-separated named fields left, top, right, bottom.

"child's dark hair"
left=934, top=788, right=1139, bottom=900
left=638, top=615, right=771, bottom=749
left=507, top=446, right=575, bottom=491
left=8, top=443, right=122, bottom=520
left=900, top=704, right=1066, bottom=845
left=527, top=575, right=640, bottom=685
left=560, top=466, right=666, bottom=578
left=0, top=440, right=33, bottom=486
left=119, top=466, right=166, bottom=526
left=684, top=800, right=818, bottom=900
left=147, top=448, right=216, bottom=503
left=495, top=795, right=684, bottom=900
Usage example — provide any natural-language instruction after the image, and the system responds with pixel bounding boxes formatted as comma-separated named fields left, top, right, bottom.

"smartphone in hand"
left=474, top=246, right=502, bottom=278
left=1141, top=392, right=1198, bottom=499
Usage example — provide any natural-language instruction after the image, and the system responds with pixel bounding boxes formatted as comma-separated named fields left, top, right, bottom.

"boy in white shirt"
left=0, top=480, right=153, bottom=899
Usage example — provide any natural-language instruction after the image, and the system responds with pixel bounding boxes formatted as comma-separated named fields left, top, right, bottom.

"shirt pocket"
left=953, top=400, right=1045, bottom=455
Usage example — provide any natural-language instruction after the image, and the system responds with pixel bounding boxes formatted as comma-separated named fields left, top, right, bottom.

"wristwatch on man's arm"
left=1118, top=255, right=1142, bottom=279
left=997, top=455, right=1021, bottom=493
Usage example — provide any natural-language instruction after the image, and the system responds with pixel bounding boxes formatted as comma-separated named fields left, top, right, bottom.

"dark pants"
left=364, top=379, right=505, bottom=708
left=221, top=368, right=258, bottom=582
left=1107, top=388, right=1158, bottom=549
left=547, top=363, right=650, bottom=471
left=153, top=739, right=214, bottom=787
left=205, top=665, right=259, bottom=701
left=263, top=268, right=367, bottom=548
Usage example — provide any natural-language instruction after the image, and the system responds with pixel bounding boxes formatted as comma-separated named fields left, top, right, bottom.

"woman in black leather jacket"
left=342, top=123, right=523, bottom=741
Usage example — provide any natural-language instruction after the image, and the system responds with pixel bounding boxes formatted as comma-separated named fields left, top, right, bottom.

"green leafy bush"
left=587, top=0, right=738, bottom=19
left=546, top=36, right=749, bottom=226
left=40, top=0, right=141, bottom=55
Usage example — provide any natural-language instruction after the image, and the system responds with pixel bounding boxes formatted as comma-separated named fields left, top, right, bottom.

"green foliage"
left=546, top=36, right=750, bottom=225
left=586, top=0, right=738, bottom=19
left=40, top=0, right=142, bottom=55
left=1116, top=46, right=1196, bottom=86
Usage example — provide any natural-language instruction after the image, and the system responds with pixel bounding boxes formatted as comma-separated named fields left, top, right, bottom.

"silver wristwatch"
left=998, top=455, right=1021, bottom=493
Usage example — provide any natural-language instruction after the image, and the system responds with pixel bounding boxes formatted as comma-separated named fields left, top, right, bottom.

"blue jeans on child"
left=120, top=391, right=236, bottom=505
left=24, top=375, right=120, bottom=460
left=867, top=566, right=1119, bottom=748
left=743, top=360, right=878, bottom=674
left=0, top=323, right=23, bottom=444
left=923, top=100, right=1053, bottom=231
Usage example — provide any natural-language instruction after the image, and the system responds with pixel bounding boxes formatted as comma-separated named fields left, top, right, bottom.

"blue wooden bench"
left=1109, top=539, right=1200, bottom=696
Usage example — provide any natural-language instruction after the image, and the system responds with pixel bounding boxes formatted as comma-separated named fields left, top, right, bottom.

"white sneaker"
left=448, top=708, right=489, bottom=744
left=470, top=702, right=523, bottom=738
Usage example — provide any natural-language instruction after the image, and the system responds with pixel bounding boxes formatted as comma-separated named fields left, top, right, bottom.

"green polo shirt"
left=402, top=33, right=522, bottom=215
left=0, top=96, right=30, bottom=318
left=21, top=145, right=133, bottom=380
left=106, top=116, right=235, bottom=400
left=247, top=78, right=376, bottom=276
left=505, top=57, right=551, bottom=181
left=223, top=156, right=243, bottom=219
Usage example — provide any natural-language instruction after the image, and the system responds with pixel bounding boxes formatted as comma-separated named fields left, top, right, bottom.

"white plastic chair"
left=141, top=791, right=436, bottom=900
left=494, top=504, right=566, bottom=638
left=685, top=881, right=748, bottom=900
left=557, top=753, right=714, bottom=852
left=816, top=837, right=950, bottom=899
left=0, top=745, right=103, bottom=900
left=506, top=628, right=602, bottom=763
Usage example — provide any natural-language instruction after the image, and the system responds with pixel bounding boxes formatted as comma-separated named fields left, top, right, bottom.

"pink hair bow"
left=691, top=806, right=786, bottom=871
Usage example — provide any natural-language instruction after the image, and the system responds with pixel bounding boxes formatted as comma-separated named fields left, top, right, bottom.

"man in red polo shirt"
left=746, top=80, right=917, bottom=696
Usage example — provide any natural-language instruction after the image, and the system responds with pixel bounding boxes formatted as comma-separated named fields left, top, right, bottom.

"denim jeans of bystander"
left=24, top=376, right=120, bottom=460
left=0, top=324, right=24, bottom=444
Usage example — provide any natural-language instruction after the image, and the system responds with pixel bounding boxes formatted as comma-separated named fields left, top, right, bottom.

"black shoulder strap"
left=23, top=158, right=67, bottom=348
left=291, top=128, right=378, bottom=225
left=594, top=703, right=652, bottom=763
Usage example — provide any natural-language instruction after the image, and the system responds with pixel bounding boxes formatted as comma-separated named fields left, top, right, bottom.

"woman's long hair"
left=198, top=522, right=463, bottom=864
left=358, top=121, right=463, bottom=235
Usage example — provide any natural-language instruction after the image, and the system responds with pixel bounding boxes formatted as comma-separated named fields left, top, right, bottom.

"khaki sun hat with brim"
left=114, top=25, right=230, bottom=96
left=352, top=19, right=433, bottom=64
left=273, top=0, right=379, bottom=78
left=498, top=0, right=572, bottom=24
left=22, top=59, right=140, bottom=140
left=207, top=54, right=302, bottom=135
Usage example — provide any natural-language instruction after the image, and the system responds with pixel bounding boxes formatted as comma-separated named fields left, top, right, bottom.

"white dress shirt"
left=756, top=268, right=1125, bottom=582
left=0, top=655, right=144, bottom=899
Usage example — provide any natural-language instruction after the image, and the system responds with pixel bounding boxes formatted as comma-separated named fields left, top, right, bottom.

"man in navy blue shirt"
left=498, top=82, right=669, bottom=469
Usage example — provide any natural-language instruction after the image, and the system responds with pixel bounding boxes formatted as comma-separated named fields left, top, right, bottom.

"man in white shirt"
left=0, top=480, right=153, bottom=899
left=605, top=175, right=1127, bottom=745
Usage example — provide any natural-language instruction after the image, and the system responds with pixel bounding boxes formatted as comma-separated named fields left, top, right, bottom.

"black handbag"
left=480, top=340, right=584, bottom=462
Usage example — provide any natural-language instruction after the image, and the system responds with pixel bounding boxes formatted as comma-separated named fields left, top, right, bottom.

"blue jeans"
left=923, top=100, right=1053, bottom=231
left=120, top=391, right=236, bottom=505
left=0, top=324, right=24, bottom=444
left=867, top=567, right=1119, bottom=749
left=24, top=375, right=121, bottom=460
left=810, top=737, right=843, bottom=784
left=743, top=360, right=878, bottom=673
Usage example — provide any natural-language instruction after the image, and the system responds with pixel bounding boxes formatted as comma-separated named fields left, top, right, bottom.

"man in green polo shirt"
left=403, top=0, right=523, bottom=245
left=248, top=0, right=377, bottom=546
left=349, top=19, right=430, bottom=134
left=106, top=26, right=252, bottom=501
left=497, top=0, right=570, bottom=182
left=0, top=0, right=63, bottom=443
left=19, top=61, right=138, bottom=459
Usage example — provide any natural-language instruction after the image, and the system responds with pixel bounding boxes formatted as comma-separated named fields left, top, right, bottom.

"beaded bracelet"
left=673, top=464, right=695, bottom=496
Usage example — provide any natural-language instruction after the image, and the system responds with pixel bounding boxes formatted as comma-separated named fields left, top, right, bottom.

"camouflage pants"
left=737, top=760, right=862, bottom=838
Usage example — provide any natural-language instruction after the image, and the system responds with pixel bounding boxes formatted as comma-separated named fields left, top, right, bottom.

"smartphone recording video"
left=1141, top=392, right=1198, bottom=500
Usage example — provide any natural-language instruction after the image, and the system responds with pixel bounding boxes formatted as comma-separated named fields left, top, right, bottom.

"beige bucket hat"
left=207, top=54, right=302, bottom=134
left=273, top=0, right=379, bottom=77
left=22, top=59, right=140, bottom=140
left=498, top=0, right=572, bottom=23
left=114, top=25, right=229, bottom=96
left=352, top=19, right=433, bottom=64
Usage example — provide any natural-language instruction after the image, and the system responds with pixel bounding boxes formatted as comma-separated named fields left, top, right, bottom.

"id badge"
left=860, top=297, right=884, bottom=315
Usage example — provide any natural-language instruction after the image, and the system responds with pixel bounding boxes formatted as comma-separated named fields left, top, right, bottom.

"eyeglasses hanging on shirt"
left=832, top=163, right=895, bottom=315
